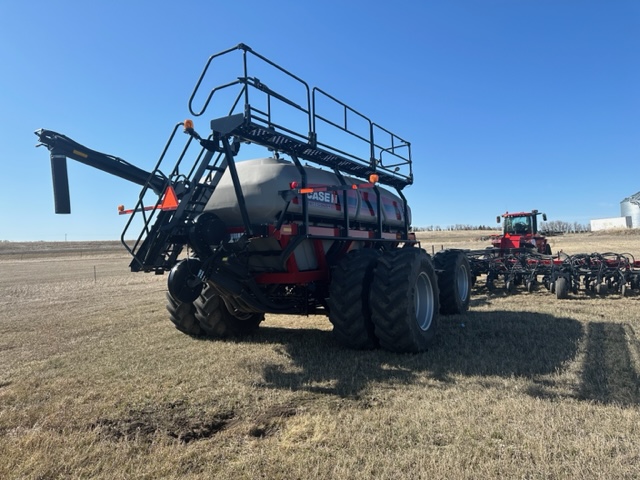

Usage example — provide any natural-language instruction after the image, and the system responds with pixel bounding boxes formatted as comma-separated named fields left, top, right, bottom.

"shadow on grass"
left=246, top=311, right=585, bottom=399
left=574, top=322, right=640, bottom=406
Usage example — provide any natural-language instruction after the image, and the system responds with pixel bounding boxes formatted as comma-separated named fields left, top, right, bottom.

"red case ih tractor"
left=35, top=44, right=471, bottom=353
left=491, top=210, right=551, bottom=255
left=465, top=209, right=552, bottom=292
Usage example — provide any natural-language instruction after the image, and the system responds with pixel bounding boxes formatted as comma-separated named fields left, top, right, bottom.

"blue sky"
left=1, top=0, right=638, bottom=241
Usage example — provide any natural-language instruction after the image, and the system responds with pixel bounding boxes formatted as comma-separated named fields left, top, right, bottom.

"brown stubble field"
left=1, top=231, right=639, bottom=479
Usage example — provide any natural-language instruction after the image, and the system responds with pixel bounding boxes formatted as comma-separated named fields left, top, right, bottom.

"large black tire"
left=555, top=277, right=569, bottom=299
left=327, top=248, right=380, bottom=349
left=433, top=250, right=472, bottom=315
left=166, top=292, right=204, bottom=336
left=370, top=248, right=440, bottom=353
left=195, top=285, right=264, bottom=338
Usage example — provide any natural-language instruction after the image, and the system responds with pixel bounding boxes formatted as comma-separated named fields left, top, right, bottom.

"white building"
left=590, top=216, right=632, bottom=232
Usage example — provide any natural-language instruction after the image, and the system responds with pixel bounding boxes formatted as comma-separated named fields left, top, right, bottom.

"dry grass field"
left=1, top=231, right=639, bottom=479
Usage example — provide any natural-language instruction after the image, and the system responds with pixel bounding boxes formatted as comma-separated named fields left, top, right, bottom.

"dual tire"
left=166, top=292, right=204, bottom=336
left=433, top=250, right=472, bottom=314
left=370, top=248, right=440, bottom=353
left=329, top=248, right=471, bottom=353
left=166, top=285, right=263, bottom=338
left=327, top=249, right=380, bottom=349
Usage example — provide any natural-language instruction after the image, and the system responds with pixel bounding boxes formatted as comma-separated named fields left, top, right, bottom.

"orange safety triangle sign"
left=160, top=186, right=179, bottom=211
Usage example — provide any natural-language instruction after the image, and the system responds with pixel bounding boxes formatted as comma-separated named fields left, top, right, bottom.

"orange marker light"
left=117, top=204, right=124, bottom=212
left=184, top=119, right=194, bottom=130
left=369, top=173, right=379, bottom=184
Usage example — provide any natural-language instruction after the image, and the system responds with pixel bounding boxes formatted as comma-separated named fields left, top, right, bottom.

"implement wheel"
left=328, top=248, right=380, bottom=349
left=166, top=292, right=204, bottom=336
left=370, top=248, right=439, bottom=353
left=195, top=285, right=264, bottom=338
left=505, top=279, right=515, bottom=293
left=433, top=250, right=472, bottom=315
left=555, top=277, right=569, bottom=299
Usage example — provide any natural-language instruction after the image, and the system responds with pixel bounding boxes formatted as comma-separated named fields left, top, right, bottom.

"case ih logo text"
left=308, top=191, right=338, bottom=205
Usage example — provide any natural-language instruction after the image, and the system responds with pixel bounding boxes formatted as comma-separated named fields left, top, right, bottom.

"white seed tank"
left=205, top=157, right=411, bottom=228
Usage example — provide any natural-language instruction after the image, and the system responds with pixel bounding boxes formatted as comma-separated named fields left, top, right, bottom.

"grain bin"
left=620, top=192, right=640, bottom=228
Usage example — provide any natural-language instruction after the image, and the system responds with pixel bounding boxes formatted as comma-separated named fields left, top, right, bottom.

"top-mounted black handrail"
left=312, top=86, right=375, bottom=167
left=372, top=122, right=412, bottom=184
left=188, top=44, right=245, bottom=117
left=185, top=44, right=413, bottom=189
left=188, top=43, right=313, bottom=138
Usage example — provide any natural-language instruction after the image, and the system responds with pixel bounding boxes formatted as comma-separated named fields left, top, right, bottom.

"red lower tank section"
left=204, top=157, right=410, bottom=228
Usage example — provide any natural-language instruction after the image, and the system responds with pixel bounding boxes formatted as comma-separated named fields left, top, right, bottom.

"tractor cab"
left=504, top=215, right=533, bottom=235
left=491, top=210, right=551, bottom=254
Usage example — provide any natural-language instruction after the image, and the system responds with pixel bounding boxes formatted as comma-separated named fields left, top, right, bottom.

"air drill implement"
left=36, top=44, right=472, bottom=352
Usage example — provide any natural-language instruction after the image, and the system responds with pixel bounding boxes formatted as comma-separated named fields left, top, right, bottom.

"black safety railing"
left=187, top=43, right=412, bottom=188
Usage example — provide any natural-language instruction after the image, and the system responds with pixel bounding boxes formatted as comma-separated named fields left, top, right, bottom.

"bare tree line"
left=540, top=221, right=590, bottom=233
left=413, top=225, right=497, bottom=232
left=413, top=221, right=591, bottom=233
